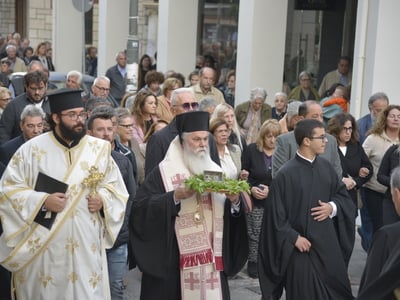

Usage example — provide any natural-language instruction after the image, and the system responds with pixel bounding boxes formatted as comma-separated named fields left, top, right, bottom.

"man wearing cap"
left=130, top=111, right=248, bottom=300
left=0, top=88, right=128, bottom=299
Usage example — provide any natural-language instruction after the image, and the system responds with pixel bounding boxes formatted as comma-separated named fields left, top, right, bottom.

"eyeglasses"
left=95, top=85, right=110, bottom=92
left=343, top=126, right=353, bottom=132
left=119, top=124, right=134, bottom=129
left=309, top=135, right=328, bottom=142
left=173, top=102, right=199, bottom=110
left=60, top=111, right=88, bottom=121
left=0, top=97, right=11, bottom=102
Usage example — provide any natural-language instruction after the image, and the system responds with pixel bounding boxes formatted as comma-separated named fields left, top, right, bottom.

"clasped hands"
left=44, top=192, right=103, bottom=213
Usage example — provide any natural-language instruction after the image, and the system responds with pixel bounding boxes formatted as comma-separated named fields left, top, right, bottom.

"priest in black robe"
left=130, top=111, right=248, bottom=300
left=357, top=166, right=400, bottom=300
left=258, top=119, right=355, bottom=300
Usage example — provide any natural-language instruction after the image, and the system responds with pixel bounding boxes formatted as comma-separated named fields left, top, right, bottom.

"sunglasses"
left=174, top=102, right=199, bottom=110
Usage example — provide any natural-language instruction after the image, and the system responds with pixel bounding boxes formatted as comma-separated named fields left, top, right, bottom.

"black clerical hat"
left=176, top=111, right=209, bottom=138
left=47, top=88, right=83, bottom=113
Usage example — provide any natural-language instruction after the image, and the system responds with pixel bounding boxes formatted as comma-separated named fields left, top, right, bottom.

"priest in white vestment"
left=0, top=88, right=128, bottom=300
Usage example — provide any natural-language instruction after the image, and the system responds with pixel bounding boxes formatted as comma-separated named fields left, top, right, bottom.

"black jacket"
left=0, top=93, right=50, bottom=144
left=111, top=150, right=136, bottom=248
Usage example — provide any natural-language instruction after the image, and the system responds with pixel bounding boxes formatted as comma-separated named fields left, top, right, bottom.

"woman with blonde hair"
left=211, top=102, right=246, bottom=153
left=241, top=119, right=281, bottom=278
left=0, top=87, right=11, bottom=119
left=30, top=41, right=55, bottom=71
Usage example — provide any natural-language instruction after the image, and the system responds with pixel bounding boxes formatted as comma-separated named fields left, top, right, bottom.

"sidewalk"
left=124, top=229, right=367, bottom=299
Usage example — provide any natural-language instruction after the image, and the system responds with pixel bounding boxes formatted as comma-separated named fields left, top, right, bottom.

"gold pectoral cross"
left=82, top=166, right=105, bottom=196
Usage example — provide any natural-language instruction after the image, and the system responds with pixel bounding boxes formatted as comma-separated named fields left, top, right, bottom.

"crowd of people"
left=0, top=31, right=399, bottom=300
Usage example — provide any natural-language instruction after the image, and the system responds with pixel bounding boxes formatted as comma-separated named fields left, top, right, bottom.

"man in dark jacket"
left=105, top=51, right=127, bottom=105
left=0, top=104, right=45, bottom=165
left=87, top=110, right=136, bottom=300
left=0, top=71, right=49, bottom=144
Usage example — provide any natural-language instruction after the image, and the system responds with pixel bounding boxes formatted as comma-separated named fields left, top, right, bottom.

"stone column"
left=53, top=1, right=84, bottom=72
left=235, top=0, right=288, bottom=106
left=157, top=0, right=198, bottom=83
left=97, top=0, right=130, bottom=76
left=351, top=0, right=400, bottom=117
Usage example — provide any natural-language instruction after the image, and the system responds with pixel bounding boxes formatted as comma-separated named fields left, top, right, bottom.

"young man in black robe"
left=357, top=166, right=400, bottom=300
left=130, top=111, right=248, bottom=300
left=258, top=119, right=355, bottom=300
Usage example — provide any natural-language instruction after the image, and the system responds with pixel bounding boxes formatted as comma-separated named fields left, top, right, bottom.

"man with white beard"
left=129, top=111, right=248, bottom=300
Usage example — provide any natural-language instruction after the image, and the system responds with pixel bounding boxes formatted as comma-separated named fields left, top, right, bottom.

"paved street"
left=124, top=226, right=367, bottom=299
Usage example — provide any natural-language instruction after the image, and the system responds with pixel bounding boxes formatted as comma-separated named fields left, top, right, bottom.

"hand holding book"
left=34, top=172, right=68, bottom=230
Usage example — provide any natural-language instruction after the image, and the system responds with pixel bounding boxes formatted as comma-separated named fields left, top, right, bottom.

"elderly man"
left=1, top=44, right=26, bottom=73
left=259, top=119, right=354, bottom=300
left=130, top=111, right=248, bottom=300
left=90, top=75, right=119, bottom=107
left=319, top=56, right=352, bottom=96
left=0, top=70, right=49, bottom=144
left=357, top=166, right=400, bottom=299
left=0, top=88, right=128, bottom=299
left=145, top=87, right=220, bottom=175
left=105, top=51, right=127, bottom=105
left=272, top=100, right=342, bottom=178
left=65, top=70, right=82, bottom=90
left=0, top=104, right=45, bottom=165
left=358, top=92, right=389, bottom=144
left=191, top=67, right=225, bottom=104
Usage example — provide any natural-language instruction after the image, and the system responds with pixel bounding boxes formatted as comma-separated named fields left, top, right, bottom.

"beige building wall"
left=28, top=0, right=53, bottom=48
left=0, top=1, right=15, bottom=36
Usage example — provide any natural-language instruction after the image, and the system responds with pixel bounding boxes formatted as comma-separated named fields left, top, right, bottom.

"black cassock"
left=129, top=166, right=248, bottom=300
left=358, top=222, right=400, bottom=300
left=258, top=154, right=355, bottom=300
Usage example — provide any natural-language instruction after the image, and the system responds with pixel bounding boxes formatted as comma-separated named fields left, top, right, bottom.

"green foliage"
left=184, top=174, right=250, bottom=194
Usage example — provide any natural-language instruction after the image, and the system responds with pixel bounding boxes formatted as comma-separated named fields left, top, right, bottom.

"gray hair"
left=27, top=60, right=45, bottom=72
left=93, top=76, right=110, bottom=87
left=368, top=92, right=389, bottom=110
left=390, top=166, right=400, bottom=190
left=170, top=88, right=195, bottom=106
left=298, top=71, right=311, bottom=81
left=286, top=100, right=302, bottom=121
left=115, top=107, right=131, bottom=125
left=85, top=96, right=111, bottom=113
left=67, top=70, right=82, bottom=84
left=20, top=104, right=46, bottom=123
left=274, top=92, right=288, bottom=102
left=115, top=51, right=126, bottom=60
left=250, top=87, right=267, bottom=102
left=5, top=44, right=17, bottom=53
left=199, top=98, right=217, bottom=112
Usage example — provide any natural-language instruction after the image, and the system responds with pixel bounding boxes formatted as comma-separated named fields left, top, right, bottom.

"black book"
left=33, top=172, right=68, bottom=230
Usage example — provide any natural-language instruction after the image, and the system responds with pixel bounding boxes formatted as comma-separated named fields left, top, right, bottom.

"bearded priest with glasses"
left=0, top=88, right=128, bottom=299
